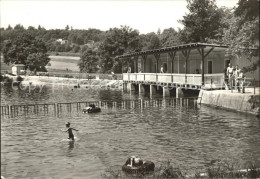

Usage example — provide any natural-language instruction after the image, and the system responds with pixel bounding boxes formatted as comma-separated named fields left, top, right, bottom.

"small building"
left=56, top=39, right=68, bottom=45
left=12, top=64, right=25, bottom=75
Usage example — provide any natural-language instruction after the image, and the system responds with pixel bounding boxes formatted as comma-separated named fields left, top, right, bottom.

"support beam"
left=123, top=83, right=127, bottom=91
left=135, top=57, right=139, bottom=73
left=154, top=53, right=160, bottom=73
left=201, top=48, right=205, bottom=85
left=168, top=51, right=176, bottom=73
left=150, top=85, right=157, bottom=95
left=127, top=83, right=135, bottom=91
left=163, top=86, right=170, bottom=97
left=181, top=49, right=191, bottom=83
left=139, top=84, right=145, bottom=93
left=197, top=47, right=214, bottom=86
left=181, top=49, right=191, bottom=74
left=141, top=55, right=147, bottom=73
left=176, top=87, right=184, bottom=98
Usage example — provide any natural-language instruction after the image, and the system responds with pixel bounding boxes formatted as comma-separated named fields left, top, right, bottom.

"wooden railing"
left=123, top=73, right=224, bottom=86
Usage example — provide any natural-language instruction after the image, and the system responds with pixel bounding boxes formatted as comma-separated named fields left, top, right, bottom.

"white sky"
left=0, top=0, right=238, bottom=34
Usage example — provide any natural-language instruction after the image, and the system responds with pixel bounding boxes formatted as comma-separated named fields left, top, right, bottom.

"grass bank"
left=102, top=161, right=260, bottom=179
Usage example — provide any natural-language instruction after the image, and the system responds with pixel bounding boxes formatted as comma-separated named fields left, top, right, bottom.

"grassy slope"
left=1, top=55, right=80, bottom=73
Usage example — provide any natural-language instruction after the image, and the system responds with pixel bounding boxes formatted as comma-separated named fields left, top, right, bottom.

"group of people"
left=225, top=63, right=245, bottom=93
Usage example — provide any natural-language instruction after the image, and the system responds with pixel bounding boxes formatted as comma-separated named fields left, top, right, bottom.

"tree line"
left=1, top=0, right=259, bottom=74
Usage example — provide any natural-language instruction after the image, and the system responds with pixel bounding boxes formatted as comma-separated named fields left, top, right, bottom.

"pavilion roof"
left=116, top=43, right=228, bottom=59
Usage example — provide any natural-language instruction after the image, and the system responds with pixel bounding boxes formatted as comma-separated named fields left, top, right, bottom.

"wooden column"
left=141, top=55, right=147, bottom=73
left=181, top=49, right=191, bottom=83
left=135, top=56, right=138, bottom=73
left=168, top=51, right=176, bottom=73
left=154, top=53, right=160, bottom=73
left=197, top=47, right=214, bottom=85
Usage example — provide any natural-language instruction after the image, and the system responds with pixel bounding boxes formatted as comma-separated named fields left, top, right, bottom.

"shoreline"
left=20, top=75, right=123, bottom=89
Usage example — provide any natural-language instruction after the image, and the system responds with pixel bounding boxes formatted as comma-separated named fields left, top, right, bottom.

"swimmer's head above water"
left=66, top=122, right=70, bottom=128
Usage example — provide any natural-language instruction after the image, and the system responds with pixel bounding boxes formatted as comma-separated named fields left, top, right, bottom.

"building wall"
left=143, top=49, right=226, bottom=74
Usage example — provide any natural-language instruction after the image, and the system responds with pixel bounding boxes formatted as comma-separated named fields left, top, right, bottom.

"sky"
left=0, top=0, right=238, bottom=34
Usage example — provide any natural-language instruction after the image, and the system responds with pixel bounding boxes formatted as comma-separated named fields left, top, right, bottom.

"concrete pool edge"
left=198, top=89, right=260, bottom=116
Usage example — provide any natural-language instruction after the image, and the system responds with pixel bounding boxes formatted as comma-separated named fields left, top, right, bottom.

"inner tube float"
left=82, top=104, right=101, bottom=113
left=122, top=157, right=155, bottom=174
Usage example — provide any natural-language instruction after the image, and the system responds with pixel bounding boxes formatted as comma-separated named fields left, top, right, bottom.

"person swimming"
left=62, top=122, right=78, bottom=140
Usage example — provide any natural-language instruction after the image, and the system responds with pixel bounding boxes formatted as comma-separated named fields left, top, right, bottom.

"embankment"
left=198, top=89, right=260, bottom=115
left=21, top=76, right=123, bottom=89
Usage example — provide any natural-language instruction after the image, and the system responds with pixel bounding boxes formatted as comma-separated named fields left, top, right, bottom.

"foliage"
left=142, top=32, right=161, bottom=50
left=2, top=32, right=50, bottom=73
left=98, top=25, right=142, bottom=73
left=78, top=48, right=99, bottom=73
left=159, top=28, right=181, bottom=47
left=223, top=0, right=259, bottom=72
left=179, top=0, right=223, bottom=43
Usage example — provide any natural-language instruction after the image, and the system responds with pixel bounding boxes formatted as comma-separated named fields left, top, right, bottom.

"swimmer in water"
left=62, top=122, right=78, bottom=140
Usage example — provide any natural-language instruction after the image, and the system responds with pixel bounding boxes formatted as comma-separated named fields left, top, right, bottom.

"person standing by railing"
left=234, top=65, right=240, bottom=90
left=237, top=69, right=245, bottom=93
left=226, top=63, right=233, bottom=89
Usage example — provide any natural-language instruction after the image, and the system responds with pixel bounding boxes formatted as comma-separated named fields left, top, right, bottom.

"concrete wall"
left=198, top=90, right=260, bottom=115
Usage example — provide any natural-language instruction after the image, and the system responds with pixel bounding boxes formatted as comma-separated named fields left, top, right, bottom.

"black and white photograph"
left=0, top=0, right=259, bottom=178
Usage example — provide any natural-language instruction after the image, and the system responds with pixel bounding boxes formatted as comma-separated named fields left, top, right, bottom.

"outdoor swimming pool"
left=1, top=85, right=260, bottom=178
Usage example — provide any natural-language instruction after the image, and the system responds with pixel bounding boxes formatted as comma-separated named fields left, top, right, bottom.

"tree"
left=14, top=24, right=25, bottom=31
left=78, top=49, right=99, bottom=73
left=2, top=32, right=50, bottom=74
left=65, top=25, right=70, bottom=31
left=179, top=0, right=223, bottom=43
left=159, top=28, right=182, bottom=47
left=7, top=24, right=12, bottom=30
left=98, top=25, right=142, bottom=73
left=223, top=0, right=259, bottom=72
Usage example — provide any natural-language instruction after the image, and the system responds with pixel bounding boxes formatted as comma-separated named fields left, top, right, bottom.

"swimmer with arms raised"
left=62, top=122, right=78, bottom=140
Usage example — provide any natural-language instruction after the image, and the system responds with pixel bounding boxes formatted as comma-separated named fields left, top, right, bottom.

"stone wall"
left=198, top=90, right=260, bottom=115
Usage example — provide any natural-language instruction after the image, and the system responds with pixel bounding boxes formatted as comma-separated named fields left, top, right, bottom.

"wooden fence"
left=0, top=98, right=198, bottom=118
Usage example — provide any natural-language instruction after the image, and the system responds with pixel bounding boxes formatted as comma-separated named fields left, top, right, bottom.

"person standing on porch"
left=160, top=65, right=164, bottom=73
left=127, top=67, right=131, bottom=73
